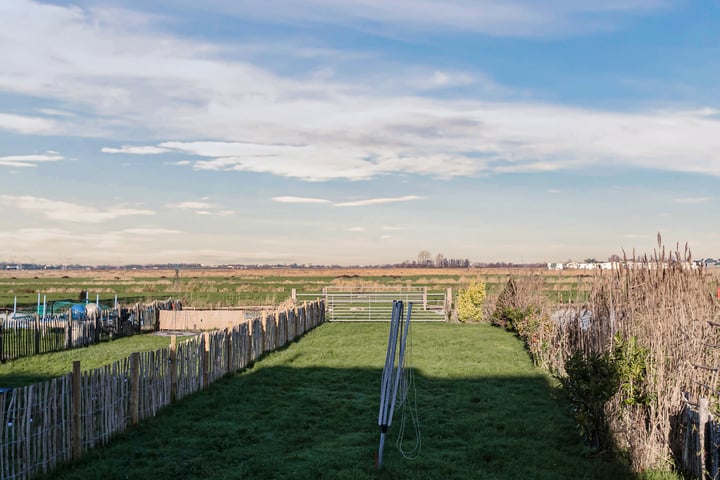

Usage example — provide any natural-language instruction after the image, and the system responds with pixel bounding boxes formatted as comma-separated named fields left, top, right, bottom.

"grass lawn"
left=46, top=323, right=641, bottom=479
left=0, top=333, right=186, bottom=387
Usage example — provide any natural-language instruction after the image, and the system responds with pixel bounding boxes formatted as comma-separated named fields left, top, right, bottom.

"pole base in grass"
left=377, top=432, right=386, bottom=469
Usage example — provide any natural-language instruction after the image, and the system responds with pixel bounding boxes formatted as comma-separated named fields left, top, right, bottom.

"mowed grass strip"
left=47, top=323, right=633, bottom=480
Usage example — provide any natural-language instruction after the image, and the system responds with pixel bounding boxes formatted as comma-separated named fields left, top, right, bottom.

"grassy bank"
left=48, top=322, right=635, bottom=479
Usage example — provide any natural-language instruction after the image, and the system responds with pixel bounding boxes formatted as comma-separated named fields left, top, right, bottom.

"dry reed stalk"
left=500, top=241, right=720, bottom=472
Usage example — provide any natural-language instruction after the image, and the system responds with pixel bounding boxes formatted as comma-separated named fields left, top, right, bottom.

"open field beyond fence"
left=0, top=267, right=598, bottom=310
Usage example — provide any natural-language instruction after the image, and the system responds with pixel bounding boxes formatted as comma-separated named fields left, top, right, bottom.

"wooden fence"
left=0, top=301, right=175, bottom=362
left=0, top=300, right=324, bottom=480
left=0, top=315, right=100, bottom=362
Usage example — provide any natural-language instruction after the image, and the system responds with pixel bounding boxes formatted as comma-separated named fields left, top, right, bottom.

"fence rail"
left=0, top=299, right=324, bottom=480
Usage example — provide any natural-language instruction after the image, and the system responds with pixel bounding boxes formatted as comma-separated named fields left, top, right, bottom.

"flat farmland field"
left=0, top=267, right=596, bottom=310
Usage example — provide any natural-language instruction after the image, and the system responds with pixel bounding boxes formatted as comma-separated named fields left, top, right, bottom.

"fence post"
left=72, top=360, right=82, bottom=459
left=700, top=397, right=710, bottom=477
left=35, top=314, right=40, bottom=354
left=170, top=335, right=177, bottom=403
left=0, top=323, right=3, bottom=362
left=226, top=323, right=233, bottom=374
left=302, top=301, right=308, bottom=333
left=445, top=287, right=453, bottom=322
left=66, top=312, right=72, bottom=349
left=202, top=332, right=210, bottom=389
left=423, top=287, right=427, bottom=311
left=130, top=352, right=140, bottom=426
left=246, top=326, right=252, bottom=366
left=291, top=288, right=297, bottom=304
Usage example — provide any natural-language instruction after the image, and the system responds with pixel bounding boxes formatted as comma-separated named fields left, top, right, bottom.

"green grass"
left=46, top=323, right=645, bottom=479
left=0, top=333, right=185, bottom=387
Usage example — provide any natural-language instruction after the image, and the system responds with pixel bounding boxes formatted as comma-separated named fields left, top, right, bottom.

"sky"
left=0, top=0, right=719, bottom=266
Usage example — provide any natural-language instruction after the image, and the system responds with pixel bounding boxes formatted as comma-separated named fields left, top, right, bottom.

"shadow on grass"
left=48, top=364, right=635, bottom=480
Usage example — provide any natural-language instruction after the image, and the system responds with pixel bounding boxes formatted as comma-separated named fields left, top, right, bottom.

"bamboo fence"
left=0, top=300, right=324, bottom=480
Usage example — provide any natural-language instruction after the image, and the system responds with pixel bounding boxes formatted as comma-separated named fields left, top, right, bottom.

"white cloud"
left=1, top=1, right=718, bottom=183
left=167, top=201, right=218, bottom=210
left=272, top=196, right=332, bottom=204
left=37, top=108, right=76, bottom=118
left=102, top=145, right=171, bottom=154
left=0, top=195, right=155, bottom=223
left=347, top=226, right=366, bottom=232
left=0, top=153, right=64, bottom=167
left=334, top=195, right=424, bottom=207
left=0, top=112, right=57, bottom=134
left=195, top=210, right=234, bottom=216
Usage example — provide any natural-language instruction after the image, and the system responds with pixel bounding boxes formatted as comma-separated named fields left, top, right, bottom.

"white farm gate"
left=296, top=287, right=451, bottom=322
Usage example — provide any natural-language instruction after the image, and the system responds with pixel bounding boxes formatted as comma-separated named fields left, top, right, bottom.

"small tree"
left=457, top=280, right=486, bottom=322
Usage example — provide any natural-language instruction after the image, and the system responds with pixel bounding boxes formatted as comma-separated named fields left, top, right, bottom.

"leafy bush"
left=612, top=334, right=651, bottom=407
left=561, top=350, right=620, bottom=452
left=457, top=280, right=486, bottom=322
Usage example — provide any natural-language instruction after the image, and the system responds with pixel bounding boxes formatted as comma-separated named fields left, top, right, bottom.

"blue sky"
left=1, top=0, right=719, bottom=265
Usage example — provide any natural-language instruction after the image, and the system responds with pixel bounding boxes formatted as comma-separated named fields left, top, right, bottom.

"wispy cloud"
left=166, top=200, right=234, bottom=216
left=334, top=195, right=423, bottom=207
left=120, top=228, right=182, bottom=236
left=273, top=195, right=423, bottom=208
left=167, top=201, right=218, bottom=210
left=673, top=196, right=712, bottom=204
left=272, top=196, right=332, bottom=204
left=211, top=0, right=671, bottom=38
left=102, top=145, right=171, bottom=154
left=346, top=226, right=366, bottom=232
left=2, top=1, right=718, bottom=183
left=0, top=153, right=64, bottom=168
left=0, top=195, right=155, bottom=223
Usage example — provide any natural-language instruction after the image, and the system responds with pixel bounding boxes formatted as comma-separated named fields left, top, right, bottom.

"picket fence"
left=0, top=300, right=324, bottom=480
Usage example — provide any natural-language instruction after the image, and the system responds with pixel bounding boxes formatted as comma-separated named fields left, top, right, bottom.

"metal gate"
left=297, top=287, right=449, bottom=322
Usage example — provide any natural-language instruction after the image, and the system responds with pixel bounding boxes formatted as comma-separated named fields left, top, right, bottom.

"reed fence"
left=0, top=299, right=324, bottom=480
